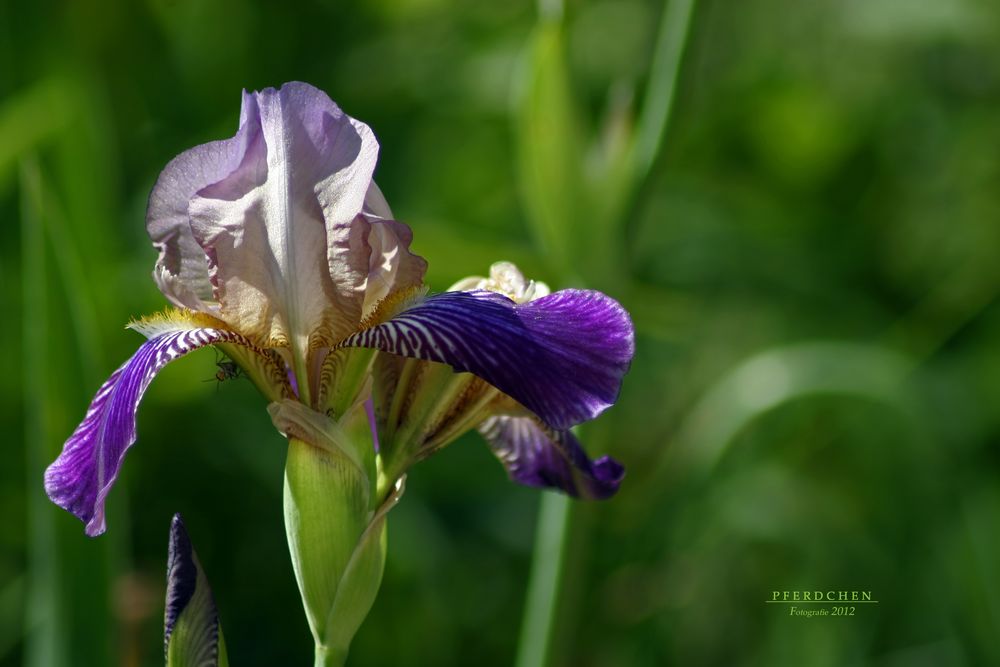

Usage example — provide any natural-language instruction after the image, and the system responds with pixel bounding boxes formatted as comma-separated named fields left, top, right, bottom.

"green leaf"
left=321, top=477, right=405, bottom=662
left=670, top=342, right=915, bottom=479
left=21, top=157, right=116, bottom=667
left=0, top=78, right=76, bottom=177
left=514, top=20, right=585, bottom=279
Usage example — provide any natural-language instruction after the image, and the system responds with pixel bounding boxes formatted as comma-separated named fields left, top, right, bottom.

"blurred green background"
left=3, top=0, right=1000, bottom=665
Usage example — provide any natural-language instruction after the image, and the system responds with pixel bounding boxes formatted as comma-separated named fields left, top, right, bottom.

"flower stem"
left=514, top=492, right=572, bottom=667
left=314, top=644, right=348, bottom=667
left=514, top=0, right=698, bottom=663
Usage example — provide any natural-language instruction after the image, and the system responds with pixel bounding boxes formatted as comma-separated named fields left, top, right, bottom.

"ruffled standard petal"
left=479, top=416, right=624, bottom=499
left=147, top=91, right=264, bottom=312
left=361, top=218, right=427, bottom=317
left=44, top=321, right=263, bottom=536
left=343, top=289, right=634, bottom=430
left=184, top=82, right=380, bottom=354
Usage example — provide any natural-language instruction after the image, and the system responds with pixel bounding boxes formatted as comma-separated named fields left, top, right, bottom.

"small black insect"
left=214, top=359, right=242, bottom=382
left=204, top=351, right=243, bottom=386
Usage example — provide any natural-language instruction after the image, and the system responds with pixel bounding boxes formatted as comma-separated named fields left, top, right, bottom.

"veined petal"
left=44, top=317, right=264, bottom=536
left=479, top=416, right=624, bottom=499
left=343, top=289, right=634, bottom=430
left=185, top=82, right=379, bottom=355
left=147, top=91, right=264, bottom=312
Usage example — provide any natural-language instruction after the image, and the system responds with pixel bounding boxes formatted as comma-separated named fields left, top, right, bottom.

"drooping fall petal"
left=344, top=289, right=634, bottom=430
left=44, top=319, right=263, bottom=536
left=479, top=416, right=624, bottom=499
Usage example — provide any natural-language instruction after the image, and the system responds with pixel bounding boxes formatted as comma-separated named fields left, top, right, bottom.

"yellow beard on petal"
left=126, top=308, right=236, bottom=339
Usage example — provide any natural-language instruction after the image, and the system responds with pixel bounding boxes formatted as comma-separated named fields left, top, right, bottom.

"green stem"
left=513, top=493, right=572, bottom=667
left=314, top=644, right=348, bottom=667
left=514, top=1, right=699, bottom=665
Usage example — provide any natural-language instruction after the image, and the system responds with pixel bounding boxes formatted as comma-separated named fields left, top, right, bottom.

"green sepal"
left=164, top=514, right=229, bottom=667
left=321, top=476, right=405, bottom=662
left=515, top=19, right=585, bottom=280
left=271, top=399, right=394, bottom=666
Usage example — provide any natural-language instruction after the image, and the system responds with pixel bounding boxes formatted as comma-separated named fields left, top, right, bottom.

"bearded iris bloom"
left=44, top=80, right=633, bottom=664
left=45, top=82, right=633, bottom=538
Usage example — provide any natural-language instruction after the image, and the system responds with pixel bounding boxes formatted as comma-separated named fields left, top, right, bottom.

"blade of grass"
left=514, top=17, right=584, bottom=282
left=0, top=79, right=75, bottom=176
left=631, top=0, right=698, bottom=183
left=36, top=169, right=103, bottom=382
left=0, top=574, right=25, bottom=660
left=21, top=155, right=117, bottom=667
left=665, top=342, right=916, bottom=484
left=514, top=2, right=699, bottom=665
left=21, top=156, right=69, bottom=667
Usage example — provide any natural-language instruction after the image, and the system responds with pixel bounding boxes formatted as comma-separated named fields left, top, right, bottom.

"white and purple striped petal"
left=343, top=289, right=634, bottom=430
left=479, top=416, right=624, bottom=499
left=44, top=326, right=257, bottom=536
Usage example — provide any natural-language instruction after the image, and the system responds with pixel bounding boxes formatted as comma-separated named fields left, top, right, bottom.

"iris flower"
left=44, top=81, right=634, bottom=538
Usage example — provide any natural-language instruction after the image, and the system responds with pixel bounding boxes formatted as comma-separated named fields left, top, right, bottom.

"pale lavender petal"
left=363, top=181, right=393, bottom=218
left=479, top=416, right=624, bottom=499
left=358, top=182, right=427, bottom=313
left=44, top=327, right=256, bottom=536
left=146, top=91, right=264, bottom=311
left=361, top=218, right=427, bottom=316
left=186, top=82, right=379, bottom=350
left=343, top=289, right=634, bottom=430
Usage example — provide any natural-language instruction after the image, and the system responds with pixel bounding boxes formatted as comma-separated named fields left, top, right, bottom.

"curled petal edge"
left=44, top=314, right=268, bottom=536
left=479, top=415, right=624, bottom=500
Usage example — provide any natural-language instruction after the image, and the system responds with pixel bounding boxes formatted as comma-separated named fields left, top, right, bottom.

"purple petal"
left=165, top=515, right=199, bottom=648
left=344, top=290, right=634, bottom=430
left=44, top=327, right=253, bottom=536
left=165, top=514, right=221, bottom=664
left=479, top=416, right=624, bottom=499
